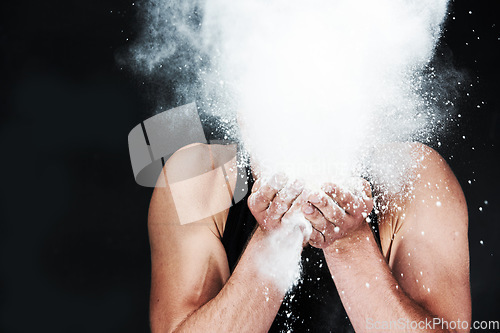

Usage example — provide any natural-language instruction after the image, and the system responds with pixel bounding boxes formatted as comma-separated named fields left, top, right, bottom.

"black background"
left=0, top=1, right=499, bottom=332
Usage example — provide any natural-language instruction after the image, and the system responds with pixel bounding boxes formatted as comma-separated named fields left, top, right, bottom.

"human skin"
left=148, top=142, right=470, bottom=332
left=300, top=143, right=470, bottom=332
left=148, top=143, right=306, bottom=332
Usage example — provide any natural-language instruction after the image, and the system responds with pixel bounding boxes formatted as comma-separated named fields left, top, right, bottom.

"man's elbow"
left=150, top=310, right=184, bottom=333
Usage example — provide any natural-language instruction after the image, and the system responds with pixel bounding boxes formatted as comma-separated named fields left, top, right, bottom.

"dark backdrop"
left=0, top=1, right=498, bottom=332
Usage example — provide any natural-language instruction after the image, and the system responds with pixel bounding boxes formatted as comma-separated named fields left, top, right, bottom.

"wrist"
left=248, top=224, right=305, bottom=293
left=323, top=222, right=374, bottom=257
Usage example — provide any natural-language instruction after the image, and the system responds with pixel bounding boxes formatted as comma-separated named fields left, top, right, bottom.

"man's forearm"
left=322, top=225, right=452, bottom=333
left=172, top=228, right=285, bottom=333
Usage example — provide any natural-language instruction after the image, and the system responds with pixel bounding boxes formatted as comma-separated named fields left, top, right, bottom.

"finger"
left=322, top=183, right=363, bottom=216
left=302, top=202, right=337, bottom=232
left=248, top=184, right=279, bottom=214
left=248, top=174, right=288, bottom=214
left=309, top=224, right=326, bottom=247
left=359, top=179, right=375, bottom=216
left=251, top=177, right=262, bottom=193
left=266, top=180, right=305, bottom=223
left=324, top=182, right=375, bottom=219
left=265, top=173, right=288, bottom=190
left=360, top=178, right=373, bottom=199
left=306, top=191, right=346, bottom=223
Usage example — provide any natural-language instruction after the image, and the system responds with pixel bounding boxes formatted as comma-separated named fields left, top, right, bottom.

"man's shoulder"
left=405, top=142, right=457, bottom=189
left=164, top=143, right=211, bottom=175
left=375, top=142, right=465, bottom=254
left=151, top=142, right=238, bottom=227
left=371, top=141, right=452, bottom=188
left=164, top=142, right=237, bottom=177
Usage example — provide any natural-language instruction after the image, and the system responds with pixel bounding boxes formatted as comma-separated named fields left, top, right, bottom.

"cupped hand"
left=248, top=174, right=305, bottom=232
left=302, top=179, right=374, bottom=249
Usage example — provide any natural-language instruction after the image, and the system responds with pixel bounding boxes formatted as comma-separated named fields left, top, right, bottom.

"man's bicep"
left=147, top=168, right=230, bottom=332
left=149, top=218, right=230, bottom=332
left=390, top=223, right=469, bottom=321
left=389, top=145, right=470, bottom=326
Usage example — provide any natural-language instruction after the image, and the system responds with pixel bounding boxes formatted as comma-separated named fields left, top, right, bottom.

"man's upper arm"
left=148, top=145, right=231, bottom=332
left=387, top=144, right=470, bottom=326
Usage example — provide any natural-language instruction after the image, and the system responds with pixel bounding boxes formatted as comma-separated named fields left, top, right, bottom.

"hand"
left=301, top=180, right=374, bottom=249
left=248, top=174, right=305, bottom=232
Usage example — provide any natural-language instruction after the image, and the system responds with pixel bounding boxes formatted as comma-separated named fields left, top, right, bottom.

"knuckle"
left=274, top=195, right=287, bottom=207
left=316, top=196, right=328, bottom=207
left=270, top=198, right=287, bottom=214
left=257, top=193, right=271, bottom=205
left=260, top=186, right=276, bottom=201
left=275, top=202, right=288, bottom=214
left=267, top=204, right=281, bottom=217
